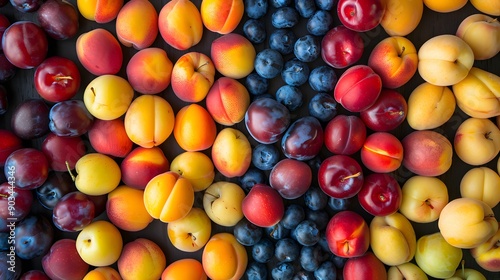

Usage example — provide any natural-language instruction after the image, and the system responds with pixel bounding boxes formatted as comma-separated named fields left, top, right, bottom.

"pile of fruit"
left=0, top=0, right=499, bottom=279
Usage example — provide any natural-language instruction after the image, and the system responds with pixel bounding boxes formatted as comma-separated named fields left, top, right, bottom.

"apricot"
left=76, top=28, right=123, bottom=76
left=115, top=0, right=158, bottom=50
left=158, top=0, right=203, bottom=50
left=205, top=77, right=250, bottom=126
left=117, top=238, right=166, bottom=280
left=77, top=0, right=123, bottom=23
left=88, top=118, right=133, bottom=158
left=120, top=146, right=170, bottom=190
left=423, top=0, right=468, bottom=13
left=82, top=267, right=121, bottom=280
left=202, top=233, right=247, bottom=280
left=380, top=0, right=423, bottom=36
left=143, top=171, right=194, bottom=223
left=200, top=0, right=244, bottom=34
left=211, top=33, right=256, bottom=79
left=126, top=48, right=173, bottom=95
left=211, top=128, right=252, bottom=178
left=162, top=258, right=207, bottom=280
left=124, top=95, right=175, bottom=148
left=171, top=52, right=215, bottom=103
left=173, top=104, right=217, bottom=152
left=106, top=185, right=153, bottom=232
left=169, top=151, right=215, bottom=192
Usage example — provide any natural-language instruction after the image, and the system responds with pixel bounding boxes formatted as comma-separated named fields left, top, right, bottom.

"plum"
left=15, top=215, right=54, bottom=260
left=0, top=251, right=21, bottom=280
left=48, top=100, right=94, bottom=137
left=281, top=116, right=324, bottom=161
left=4, top=148, right=49, bottom=190
left=245, top=97, right=291, bottom=144
left=10, top=99, right=50, bottom=140
left=36, top=171, right=75, bottom=210
left=0, top=182, right=34, bottom=232
left=37, top=0, right=79, bottom=40
left=0, top=85, right=7, bottom=115
left=52, top=191, right=95, bottom=232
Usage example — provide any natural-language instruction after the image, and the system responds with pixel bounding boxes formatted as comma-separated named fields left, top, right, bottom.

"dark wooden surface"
left=1, top=0, right=500, bottom=279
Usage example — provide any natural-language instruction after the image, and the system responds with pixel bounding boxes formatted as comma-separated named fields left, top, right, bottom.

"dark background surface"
left=1, top=0, right=500, bottom=279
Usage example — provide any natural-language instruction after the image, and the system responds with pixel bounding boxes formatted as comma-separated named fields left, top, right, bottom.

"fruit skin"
left=170, top=151, right=214, bottom=192
left=115, top=0, right=158, bottom=50
left=380, top=0, right=423, bottom=36
left=324, top=115, right=366, bottom=155
left=245, top=97, right=291, bottom=144
left=37, top=0, right=79, bottom=40
left=34, top=56, right=81, bottom=102
left=417, top=34, right=474, bottom=86
left=161, top=258, right=207, bottom=280
left=415, top=232, right=463, bottom=279
left=402, top=130, right=453, bottom=177
left=447, top=268, right=487, bottom=280
left=456, top=14, right=500, bottom=60
left=88, top=118, right=133, bottom=158
left=423, top=0, right=467, bottom=13
left=211, top=128, right=252, bottom=178
left=438, top=197, right=498, bottom=249
left=205, top=77, right=250, bottom=126
left=360, top=132, right=403, bottom=173
left=0, top=130, right=22, bottom=167
left=120, top=146, right=170, bottom=190
left=358, top=173, right=402, bottom=217
left=368, top=36, right=418, bottom=89
left=387, top=262, right=428, bottom=280
left=106, top=185, right=153, bottom=232
left=124, top=95, right=175, bottom=148
left=4, top=148, right=49, bottom=190
left=203, top=181, right=245, bottom=227
left=325, top=210, right=370, bottom=258
left=171, top=52, right=215, bottom=103
left=158, top=0, right=203, bottom=50
left=2, top=21, right=48, bottom=69
left=202, top=233, right=248, bottom=280
left=200, top=0, right=244, bottom=34
left=241, top=183, right=285, bottom=228
left=360, top=88, right=407, bottom=132
left=337, top=0, right=384, bottom=32
left=454, top=117, right=500, bottom=166
left=126, top=47, right=173, bottom=95
left=334, top=65, right=382, bottom=112
left=460, top=167, right=500, bottom=208
left=76, top=220, right=123, bottom=267
left=321, top=25, right=364, bottom=69
left=143, top=171, right=194, bottom=223
left=470, top=222, right=500, bottom=272
left=42, top=239, right=89, bottom=280
left=343, top=252, right=387, bottom=280
left=470, top=0, right=500, bottom=16
left=173, top=104, right=217, bottom=152
left=167, top=207, right=212, bottom=252
left=269, top=158, right=312, bottom=200
left=210, top=33, right=256, bottom=79
left=77, top=0, right=123, bottom=23
left=76, top=28, right=123, bottom=75
left=318, top=155, right=364, bottom=199
left=82, top=267, right=121, bottom=280
left=117, top=238, right=166, bottom=280
left=73, top=153, right=121, bottom=196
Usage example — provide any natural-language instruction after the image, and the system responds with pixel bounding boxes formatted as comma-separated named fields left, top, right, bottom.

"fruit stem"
left=340, top=172, right=361, bottom=182
left=66, top=161, right=76, bottom=181
left=461, top=259, right=465, bottom=278
left=425, top=199, right=434, bottom=209
left=0, top=194, right=7, bottom=198
left=399, top=46, right=406, bottom=57
left=54, top=75, right=73, bottom=81
left=196, top=62, right=209, bottom=71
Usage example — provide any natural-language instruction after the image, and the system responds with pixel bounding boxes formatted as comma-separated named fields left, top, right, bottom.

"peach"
left=422, top=0, right=467, bottom=13
left=202, top=233, right=247, bottom=280
left=401, top=130, right=453, bottom=177
left=380, top=0, right=423, bottom=36
left=470, top=0, right=500, bottom=16
left=452, top=67, right=500, bottom=119
left=115, top=0, right=158, bottom=50
left=161, top=258, right=207, bottom=280
left=124, top=95, right=175, bottom=148
left=173, top=104, right=217, bottom=152
left=143, top=171, right=194, bottom=223
left=120, top=146, right=170, bottom=190
left=76, top=28, right=123, bottom=76
left=88, top=118, right=133, bottom=158
left=83, top=75, right=134, bottom=121
left=211, top=33, right=256, bottom=79
left=200, top=0, right=243, bottom=34
left=158, top=0, right=203, bottom=50
left=126, top=48, right=173, bottom=95
left=360, top=132, right=403, bottom=173
left=211, top=128, right=252, bottom=178
left=460, top=167, right=500, bottom=209
left=82, top=267, right=121, bottom=280
left=77, top=0, right=123, bottom=23
left=167, top=207, right=212, bottom=252
left=471, top=222, right=500, bottom=272
left=456, top=14, right=500, bottom=60
left=169, top=151, right=215, bottom=192
left=454, top=117, right=500, bottom=166
left=400, top=176, right=449, bottom=223
left=406, top=82, right=456, bottom=130
left=206, top=77, right=250, bottom=126
left=117, top=238, right=166, bottom=280
left=106, top=185, right=153, bottom=232
left=171, top=52, right=215, bottom=103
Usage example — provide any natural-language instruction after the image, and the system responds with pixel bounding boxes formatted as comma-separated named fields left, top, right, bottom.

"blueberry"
left=272, top=7, right=300, bottom=29
left=300, top=245, right=327, bottom=272
left=234, top=218, right=263, bottom=246
left=246, top=261, right=268, bottom=280
left=308, top=65, right=337, bottom=92
left=315, top=0, right=336, bottom=10
left=314, top=261, right=337, bottom=280
left=307, top=155, right=322, bottom=172
left=266, top=221, right=291, bottom=240
left=306, top=10, right=334, bottom=36
left=239, top=167, right=267, bottom=193
left=308, top=92, right=338, bottom=122
left=276, top=85, right=303, bottom=112
left=295, top=0, right=316, bottom=18
left=282, top=204, right=306, bottom=229
left=306, top=210, right=329, bottom=231
left=292, top=270, right=315, bottom=280
left=245, top=0, right=268, bottom=19
left=245, top=72, right=269, bottom=96
left=291, top=220, right=321, bottom=246
left=331, top=254, right=348, bottom=269
left=281, top=58, right=310, bottom=86
left=303, top=186, right=328, bottom=210
left=0, top=232, right=9, bottom=251
left=252, top=237, right=275, bottom=263
left=272, top=262, right=295, bottom=280
left=294, top=35, right=320, bottom=62
left=269, top=28, right=297, bottom=55
left=252, top=143, right=280, bottom=170
left=328, top=196, right=351, bottom=212
left=317, top=232, right=330, bottom=253
left=243, top=19, right=266, bottom=44
left=275, top=238, right=301, bottom=262
left=271, top=0, right=292, bottom=7
left=255, top=48, right=284, bottom=79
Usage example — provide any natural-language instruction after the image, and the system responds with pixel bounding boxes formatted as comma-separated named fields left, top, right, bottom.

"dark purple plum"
left=2, top=21, right=48, bottom=69
left=244, top=0, right=268, bottom=19
left=0, top=54, right=17, bottom=82
left=52, top=191, right=95, bottom=232
left=0, top=252, right=22, bottom=280
left=87, top=194, right=107, bottom=217
left=0, top=14, right=10, bottom=52
left=269, top=28, right=297, bottom=55
left=281, top=116, right=324, bottom=161
left=10, top=0, right=43, bottom=12
left=254, top=48, right=284, bottom=79
left=4, top=148, right=49, bottom=190
left=272, top=7, right=299, bottom=28
left=275, top=85, right=303, bottom=112
left=15, top=215, right=54, bottom=260
left=49, top=99, right=94, bottom=137
left=10, top=99, right=50, bottom=140
left=36, top=171, right=75, bottom=210
left=294, top=35, right=321, bottom=63
left=0, top=85, right=7, bottom=115
left=0, top=182, right=34, bottom=232
left=243, top=19, right=266, bottom=44
left=37, top=0, right=79, bottom=40
left=307, top=10, right=334, bottom=36
left=281, top=58, right=310, bottom=87
left=245, top=97, right=291, bottom=144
